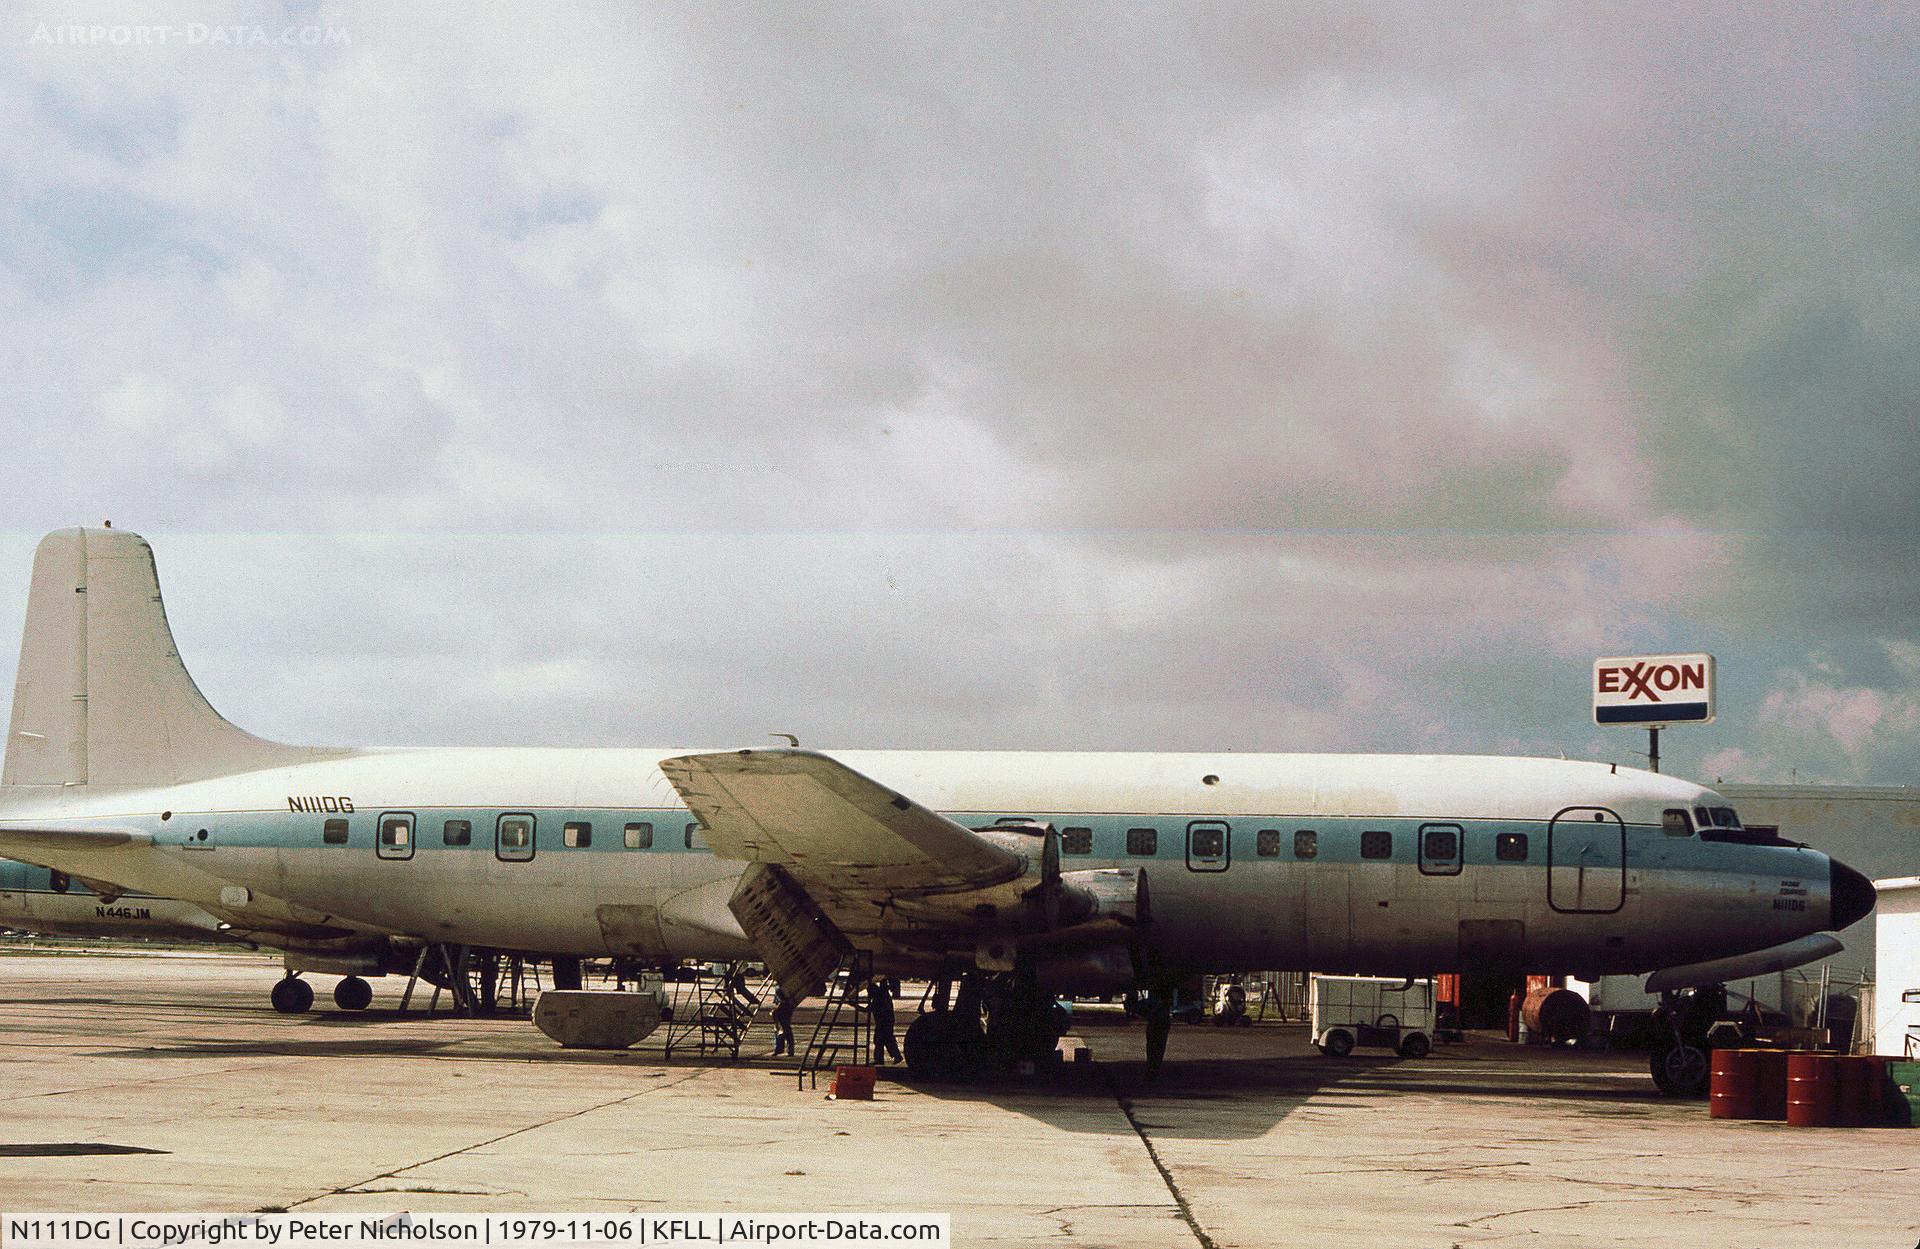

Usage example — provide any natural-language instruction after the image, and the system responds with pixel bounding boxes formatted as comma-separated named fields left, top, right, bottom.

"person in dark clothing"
left=868, top=978, right=902, bottom=1064
left=771, top=984, right=797, bottom=1057
left=724, top=965, right=761, bottom=1010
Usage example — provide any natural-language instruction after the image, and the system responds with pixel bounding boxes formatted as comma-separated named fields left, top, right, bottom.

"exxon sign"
left=1592, top=653, right=1716, bottom=726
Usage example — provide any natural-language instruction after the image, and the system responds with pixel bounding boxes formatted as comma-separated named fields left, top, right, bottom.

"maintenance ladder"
left=662, top=963, right=776, bottom=1059
left=398, top=944, right=538, bottom=1015
left=797, top=953, right=873, bottom=1089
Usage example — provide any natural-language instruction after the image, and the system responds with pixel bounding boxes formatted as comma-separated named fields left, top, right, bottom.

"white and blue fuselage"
left=1, top=746, right=1866, bottom=981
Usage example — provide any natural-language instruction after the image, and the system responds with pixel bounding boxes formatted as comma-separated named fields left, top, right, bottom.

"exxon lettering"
left=1596, top=661, right=1706, bottom=704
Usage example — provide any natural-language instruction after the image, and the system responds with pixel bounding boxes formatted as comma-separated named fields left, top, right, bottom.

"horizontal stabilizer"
left=0, top=825, right=151, bottom=855
left=1643, top=933, right=1845, bottom=993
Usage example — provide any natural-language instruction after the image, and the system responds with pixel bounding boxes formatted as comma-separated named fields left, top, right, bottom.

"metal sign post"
left=1592, top=653, right=1715, bottom=773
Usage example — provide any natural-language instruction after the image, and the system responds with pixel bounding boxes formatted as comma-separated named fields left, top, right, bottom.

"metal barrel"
left=1709, top=1049, right=1761, bottom=1120
left=1786, top=1053, right=1838, bottom=1128
left=1832, top=1056, right=1887, bottom=1128
left=1864, top=1057, right=1892, bottom=1127
left=1753, top=1048, right=1791, bottom=1121
left=1519, top=987, right=1591, bottom=1044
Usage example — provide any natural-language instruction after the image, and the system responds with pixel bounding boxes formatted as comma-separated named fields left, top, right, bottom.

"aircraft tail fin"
left=4, top=527, right=337, bottom=788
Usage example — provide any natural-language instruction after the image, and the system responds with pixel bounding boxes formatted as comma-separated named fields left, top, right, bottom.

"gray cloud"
left=1, top=3, right=1915, bottom=786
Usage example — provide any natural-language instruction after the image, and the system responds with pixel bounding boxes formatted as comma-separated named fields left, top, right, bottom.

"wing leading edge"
left=658, top=749, right=1145, bottom=1001
left=658, top=748, right=1022, bottom=892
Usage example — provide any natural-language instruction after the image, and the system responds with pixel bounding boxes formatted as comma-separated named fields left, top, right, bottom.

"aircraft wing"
left=658, top=749, right=1022, bottom=893
left=660, top=749, right=1118, bottom=1000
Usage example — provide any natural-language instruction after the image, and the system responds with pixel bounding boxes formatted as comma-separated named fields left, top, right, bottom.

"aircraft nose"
left=1829, top=859, right=1877, bottom=930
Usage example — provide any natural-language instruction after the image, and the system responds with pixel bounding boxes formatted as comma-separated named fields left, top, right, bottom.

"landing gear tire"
left=1322, top=1029, right=1355, bottom=1057
left=1398, top=1032, right=1431, bottom=1059
left=271, top=976, right=314, bottom=1014
left=904, top=1010, right=986, bottom=1082
left=333, top=976, right=373, bottom=1011
left=1650, top=1044, right=1710, bottom=1097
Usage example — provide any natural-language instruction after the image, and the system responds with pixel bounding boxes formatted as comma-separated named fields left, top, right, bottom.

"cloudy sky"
left=2, top=2, right=1915, bottom=786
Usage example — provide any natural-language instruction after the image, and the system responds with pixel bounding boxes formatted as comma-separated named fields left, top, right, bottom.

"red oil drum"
left=1520, top=987, right=1592, bottom=1044
left=1787, top=1053, right=1837, bottom=1127
left=1710, top=1049, right=1761, bottom=1120
left=1833, top=1057, right=1871, bottom=1127
left=1753, top=1049, right=1790, bottom=1120
left=1864, top=1057, right=1891, bottom=1126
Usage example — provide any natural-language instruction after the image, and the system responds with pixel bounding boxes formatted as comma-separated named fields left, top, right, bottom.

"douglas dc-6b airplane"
left=0, top=528, right=1876, bottom=1079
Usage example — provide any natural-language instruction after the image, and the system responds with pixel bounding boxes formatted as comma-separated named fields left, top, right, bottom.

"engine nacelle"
left=1058, top=866, right=1149, bottom=928
left=968, top=824, right=1151, bottom=938
left=281, top=936, right=408, bottom=978
left=973, top=822, right=1065, bottom=930
left=1031, top=944, right=1137, bottom=996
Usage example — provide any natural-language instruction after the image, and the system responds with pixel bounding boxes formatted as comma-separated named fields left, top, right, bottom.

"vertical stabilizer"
left=4, top=528, right=335, bottom=787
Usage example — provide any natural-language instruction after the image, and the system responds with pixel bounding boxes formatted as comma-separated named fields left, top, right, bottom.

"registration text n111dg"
left=1592, top=653, right=1715, bottom=727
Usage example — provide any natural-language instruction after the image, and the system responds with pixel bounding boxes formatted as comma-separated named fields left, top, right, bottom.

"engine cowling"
left=970, top=824, right=1150, bottom=935
left=1030, top=945, right=1137, bottom=996
left=1058, top=866, right=1150, bottom=929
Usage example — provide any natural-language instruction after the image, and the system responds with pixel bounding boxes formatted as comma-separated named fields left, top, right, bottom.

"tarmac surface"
left=1, top=949, right=1916, bottom=1248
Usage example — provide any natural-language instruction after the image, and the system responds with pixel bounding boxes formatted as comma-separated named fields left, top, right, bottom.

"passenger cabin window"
left=1293, top=830, right=1317, bottom=859
left=497, top=814, right=535, bottom=862
left=377, top=813, right=415, bottom=861
left=1257, top=829, right=1282, bottom=857
left=685, top=822, right=708, bottom=850
left=1061, top=826, right=1093, bottom=855
left=624, top=822, right=653, bottom=849
left=323, top=818, right=349, bottom=846
left=1496, top=832, right=1529, bottom=861
left=1662, top=809, right=1691, bottom=837
left=1126, top=827, right=1157, bottom=856
left=443, top=819, right=471, bottom=846
left=1360, top=830, right=1393, bottom=860
left=563, top=821, right=592, bottom=848
left=1190, top=826, right=1224, bottom=858
left=1422, top=827, right=1458, bottom=861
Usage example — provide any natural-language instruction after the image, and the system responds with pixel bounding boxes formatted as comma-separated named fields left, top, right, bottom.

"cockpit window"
left=1694, top=806, right=1712, bottom=828
left=1662, top=808, right=1691, bottom=837
left=1711, top=806, right=1741, bottom=828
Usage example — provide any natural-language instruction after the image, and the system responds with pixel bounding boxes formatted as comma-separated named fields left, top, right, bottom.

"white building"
left=1874, top=877, right=1919, bottom=1059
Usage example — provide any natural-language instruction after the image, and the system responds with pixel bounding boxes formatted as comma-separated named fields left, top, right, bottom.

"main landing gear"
left=903, top=968, right=1072, bottom=1082
left=268, top=974, right=373, bottom=1014
left=270, top=974, right=315, bottom=1014
left=333, top=975, right=373, bottom=1011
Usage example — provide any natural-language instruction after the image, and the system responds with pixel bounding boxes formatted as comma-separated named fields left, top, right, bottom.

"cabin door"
left=1547, top=807, right=1625, bottom=914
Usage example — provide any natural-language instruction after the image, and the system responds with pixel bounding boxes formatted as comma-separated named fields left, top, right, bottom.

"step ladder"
left=663, top=963, right=775, bottom=1059
left=399, top=944, right=539, bottom=1015
left=797, top=952, right=873, bottom=1089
